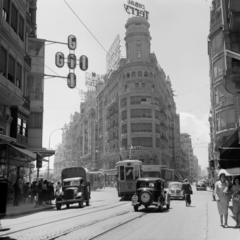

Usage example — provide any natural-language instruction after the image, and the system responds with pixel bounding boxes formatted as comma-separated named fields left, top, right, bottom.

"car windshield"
left=139, top=182, right=155, bottom=188
left=169, top=183, right=182, bottom=188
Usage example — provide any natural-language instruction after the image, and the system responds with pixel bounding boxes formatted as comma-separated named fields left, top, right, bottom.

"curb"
left=6, top=205, right=55, bottom=217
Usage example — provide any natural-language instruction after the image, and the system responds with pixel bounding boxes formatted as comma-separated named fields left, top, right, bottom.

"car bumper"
left=169, top=194, right=184, bottom=198
left=56, top=199, right=82, bottom=204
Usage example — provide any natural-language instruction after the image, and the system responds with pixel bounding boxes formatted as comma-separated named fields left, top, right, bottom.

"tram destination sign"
left=124, top=0, right=149, bottom=20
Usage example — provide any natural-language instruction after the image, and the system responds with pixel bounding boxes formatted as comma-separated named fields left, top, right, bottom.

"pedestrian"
left=30, top=181, right=37, bottom=203
left=23, top=182, right=30, bottom=203
left=214, top=173, right=230, bottom=227
left=230, top=177, right=240, bottom=227
left=48, top=182, right=55, bottom=205
left=37, top=179, right=43, bottom=206
left=56, top=181, right=61, bottom=194
left=182, top=179, right=193, bottom=206
left=42, top=180, right=48, bottom=205
left=13, top=179, right=21, bottom=206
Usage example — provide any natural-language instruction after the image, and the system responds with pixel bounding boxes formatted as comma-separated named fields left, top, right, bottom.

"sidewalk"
left=208, top=197, right=240, bottom=239
left=5, top=202, right=55, bottom=217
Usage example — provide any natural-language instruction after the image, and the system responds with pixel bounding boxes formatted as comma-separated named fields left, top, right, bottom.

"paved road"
left=0, top=187, right=240, bottom=240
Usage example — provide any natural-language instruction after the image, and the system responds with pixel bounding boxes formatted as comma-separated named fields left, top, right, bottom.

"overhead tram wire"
left=188, top=99, right=209, bottom=112
left=64, top=0, right=108, bottom=54
left=176, top=84, right=210, bottom=96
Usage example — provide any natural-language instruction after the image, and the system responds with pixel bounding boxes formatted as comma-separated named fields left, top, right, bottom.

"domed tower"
left=124, top=17, right=151, bottom=63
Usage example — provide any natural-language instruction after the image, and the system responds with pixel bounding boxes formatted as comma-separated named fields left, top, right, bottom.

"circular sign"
left=55, top=52, right=64, bottom=68
left=68, top=35, right=77, bottom=50
left=67, top=73, right=76, bottom=89
left=79, top=55, right=88, bottom=71
left=67, top=54, right=77, bottom=69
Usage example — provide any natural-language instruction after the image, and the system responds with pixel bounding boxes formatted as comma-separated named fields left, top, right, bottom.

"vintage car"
left=55, top=167, right=91, bottom=210
left=168, top=181, right=185, bottom=200
left=131, top=177, right=170, bottom=212
left=196, top=181, right=207, bottom=191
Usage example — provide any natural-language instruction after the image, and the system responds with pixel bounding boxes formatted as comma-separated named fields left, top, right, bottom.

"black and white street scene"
left=1, top=0, right=240, bottom=239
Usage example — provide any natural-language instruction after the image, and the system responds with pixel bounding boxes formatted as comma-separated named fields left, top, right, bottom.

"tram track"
left=46, top=207, right=160, bottom=240
left=0, top=202, right=129, bottom=237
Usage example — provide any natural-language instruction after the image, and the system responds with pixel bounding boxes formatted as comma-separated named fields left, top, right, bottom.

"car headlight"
left=74, top=189, right=78, bottom=195
left=132, top=194, right=138, bottom=201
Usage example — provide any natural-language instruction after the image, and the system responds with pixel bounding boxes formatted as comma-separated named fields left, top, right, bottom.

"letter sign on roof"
left=67, top=54, right=77, bottom=69
left=55, top=52, right=65, bottom=68
left=79, top=55, right=88, bottom=71
left=67, top=73, right=76, bottom=89
left=68, top=35, right=77, bottom=50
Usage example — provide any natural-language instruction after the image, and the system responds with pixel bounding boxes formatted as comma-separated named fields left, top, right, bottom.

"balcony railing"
left=216, top=123, right=236, bottom=132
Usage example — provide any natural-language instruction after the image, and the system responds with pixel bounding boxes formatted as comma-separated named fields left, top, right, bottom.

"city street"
left=1, top=187, right=239, bottom=240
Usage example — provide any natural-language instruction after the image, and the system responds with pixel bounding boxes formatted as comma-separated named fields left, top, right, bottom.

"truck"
left=55, top=167, right=91, bottom=210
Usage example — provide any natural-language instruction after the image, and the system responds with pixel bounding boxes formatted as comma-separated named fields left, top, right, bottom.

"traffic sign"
left=79, top=55, right=88, bottom=71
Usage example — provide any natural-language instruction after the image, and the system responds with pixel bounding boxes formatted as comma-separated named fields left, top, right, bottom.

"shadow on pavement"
left=0, top=237, right=17, bottom=240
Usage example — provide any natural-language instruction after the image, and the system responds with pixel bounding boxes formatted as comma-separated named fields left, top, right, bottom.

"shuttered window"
left=0, top=47, right=7, bottom=76
left=2, top=0, right=10, bottom=22
left=19, top=15, right=24, bottom=41
left=16, top=63, right=22, bottom=88
left=8, top=55, right=15, bottom=83
left=11, top=5, right=18, bottom=33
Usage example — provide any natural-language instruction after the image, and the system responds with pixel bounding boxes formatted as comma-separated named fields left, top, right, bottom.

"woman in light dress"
left=230, top=177, right=240, bottom=227
left=214, top=173, right=230, bottom=227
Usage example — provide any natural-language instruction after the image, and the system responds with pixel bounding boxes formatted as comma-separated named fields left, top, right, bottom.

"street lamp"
left=48, top=128, right=63, bottom=180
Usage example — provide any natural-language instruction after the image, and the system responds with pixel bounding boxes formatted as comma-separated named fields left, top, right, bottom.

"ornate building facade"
left=208, top=0, right=240, bottom=180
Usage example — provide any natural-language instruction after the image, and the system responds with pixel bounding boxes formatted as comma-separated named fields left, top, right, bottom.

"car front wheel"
left=56, top=203, right=61, bottom=210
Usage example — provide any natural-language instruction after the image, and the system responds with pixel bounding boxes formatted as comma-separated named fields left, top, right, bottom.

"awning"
left=219, top=127, right=240, bottom=169
left=10, top=145, right=36, bottom=160
left=217, top=168, right=240, bottom=176
left=0, top=134, right=16, bottom=143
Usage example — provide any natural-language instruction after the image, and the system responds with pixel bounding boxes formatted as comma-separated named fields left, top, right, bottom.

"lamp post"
left=48, top=128, right=63, bottom=180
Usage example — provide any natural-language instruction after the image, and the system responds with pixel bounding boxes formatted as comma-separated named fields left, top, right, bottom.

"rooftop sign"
left=124, top=0, right=149, bottom=20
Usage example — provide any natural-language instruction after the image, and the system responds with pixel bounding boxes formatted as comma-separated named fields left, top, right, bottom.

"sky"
left=37, top=0, right=212, bottom=171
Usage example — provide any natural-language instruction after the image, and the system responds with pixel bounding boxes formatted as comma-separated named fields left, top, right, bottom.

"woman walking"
left=230, top=177, right=240, bottom=227
left=214, top=173, right=230, bottom=227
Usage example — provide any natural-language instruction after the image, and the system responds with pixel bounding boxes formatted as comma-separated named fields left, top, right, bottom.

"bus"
left=116, top=159, right=142, bottom=200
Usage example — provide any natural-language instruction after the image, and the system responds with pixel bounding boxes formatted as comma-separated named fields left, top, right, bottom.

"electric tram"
left=116, top=159, right=142, bottom=200
left=89, top=171, right=104, bottom=191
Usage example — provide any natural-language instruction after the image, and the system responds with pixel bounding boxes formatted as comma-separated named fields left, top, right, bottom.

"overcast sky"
left=37, top=0, right=212, bottom=170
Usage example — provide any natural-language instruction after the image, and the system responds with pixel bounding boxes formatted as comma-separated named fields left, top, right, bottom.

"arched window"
left=126, top=73, right=130, bottom=78
left=123, top=74, right=125, bottom=79
left=137, top=40, right=141, bottom=47
left=150, top=72, right=153, bottom=78
left=137, top=50, right=141, bottom=59
left=131, top=71, right=136, bottom=77
left=144, top=71, right=148, bottom=77
left=138, top=71, right=142, bottom=77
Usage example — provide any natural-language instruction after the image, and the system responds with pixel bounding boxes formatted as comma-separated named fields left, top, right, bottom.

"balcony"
left=216, top=123, right=236, bottom=133
left=0, top=74, right=24, bottom=106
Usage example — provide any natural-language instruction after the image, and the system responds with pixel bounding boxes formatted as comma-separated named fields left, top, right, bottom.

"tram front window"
left=125, top=167, right=134, bottom=180
left=134, top=169, right=140, bottom=180
left=120, top=166, right=124, bottom=180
